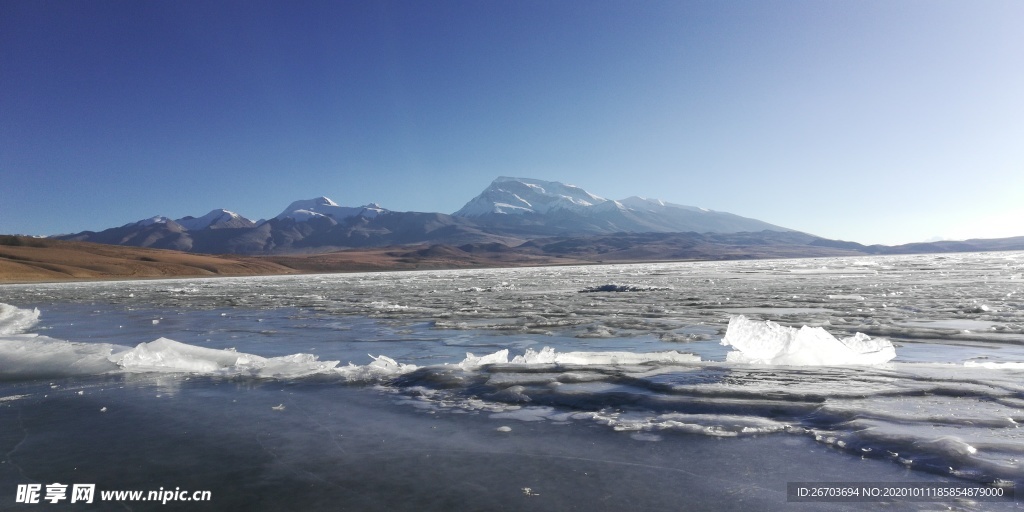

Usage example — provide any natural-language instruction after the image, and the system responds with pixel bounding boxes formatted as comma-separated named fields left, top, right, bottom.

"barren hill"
left=0, top=236, right=297, bottom=282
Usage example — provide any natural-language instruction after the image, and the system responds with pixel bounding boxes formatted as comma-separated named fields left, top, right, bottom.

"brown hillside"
left=0, top=235, right=297, bottom=282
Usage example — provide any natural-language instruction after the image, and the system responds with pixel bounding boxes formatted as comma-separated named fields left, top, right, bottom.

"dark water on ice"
left=1, top=252, right=1022, bottom=510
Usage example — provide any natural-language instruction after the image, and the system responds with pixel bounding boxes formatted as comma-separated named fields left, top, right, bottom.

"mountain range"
left=51, top=176, right=1024, bottom=262
left=56, top=177, right=794, bottom=254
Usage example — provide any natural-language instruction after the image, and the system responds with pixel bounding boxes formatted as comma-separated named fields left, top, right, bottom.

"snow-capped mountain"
left=132, top=216, right=175, bottom=227
left=175, top=209, right=255, bottom=230
left=58, top=196, right=492, bottom=254
left=455, top=177, right=615, bottom=216
left=275, top=197, right=388, bottom=222
left=55, top=177, right=796, bottom=254
left=454, top=177, right=790, bottom=236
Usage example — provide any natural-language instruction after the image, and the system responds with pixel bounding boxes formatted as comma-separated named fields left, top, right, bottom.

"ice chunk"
left=721, top=315, right=895, bottom=365
left=0, top=325, right=407, bottom=381
left=512, top=347, right=699, bottom=365
left=112, top=337, right=244, bottom=372
left=459, top=349, right=510, bottom=369
left=110, top=337, right=340, bottom=377
left=333, top=354, right=418, bottom=381
left=239, top=352, right=341, bottom=379
left=0, top=305, right=123, bottom=379
left=0, top=303, right=41, bottom=335
left=458, top=347, right=699, bottom=368
left=0, top=334, right=124, bottom=378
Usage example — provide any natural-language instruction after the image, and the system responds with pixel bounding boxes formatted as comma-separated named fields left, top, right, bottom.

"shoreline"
left=0, top=234, right=673, bottom=284
left=5, top=234, right=1023, bottom=286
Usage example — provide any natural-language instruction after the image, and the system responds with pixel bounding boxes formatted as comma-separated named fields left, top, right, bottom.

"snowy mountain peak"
left=175, top=209, right=254, bottom=231
left=276, top=197, right=389, bottom=222
left=358, top=203, right=387, bottom=219
left=622, top=196, right=665, bottom=208
left=277, top=197, right=339, bottom=218
left=276, top=197, right=337, bottom=221
left=455, top=177, right=609, bottom=217
left=133, top=216, right=173, bottom=227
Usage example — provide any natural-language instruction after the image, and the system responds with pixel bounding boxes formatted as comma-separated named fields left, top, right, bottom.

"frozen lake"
left=2, top=252, right=1022, bottom=510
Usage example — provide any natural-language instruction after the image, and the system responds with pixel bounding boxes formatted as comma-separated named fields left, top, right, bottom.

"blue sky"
left=2, top=0, right=1021, bottom=245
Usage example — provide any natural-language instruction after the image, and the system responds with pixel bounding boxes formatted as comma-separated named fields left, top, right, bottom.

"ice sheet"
left=3, top=252, right=1024, bottom=492
left=5, top=253, right=1022, bottom=350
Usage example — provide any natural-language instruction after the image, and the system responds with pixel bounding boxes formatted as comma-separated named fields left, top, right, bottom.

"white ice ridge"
left=0, top=302, right=41, bottom=335
left=721, top=315, right=895, bottom=366
left=964, top=361, right=1024, bottom=369
left=0, top=334, right=416, bottom=380
left=0, top=303, right=701, bottom=380
left=0, top=335, right=126, bottom=378
left=1, top=335, right=697, bottom=382
left=110, top=343, right=702, bottom=379
left=0, top=303, right=123, bottom=378
left=459, top=347, right=700, bottom=369
left=110, top=337, right=343, bottom=378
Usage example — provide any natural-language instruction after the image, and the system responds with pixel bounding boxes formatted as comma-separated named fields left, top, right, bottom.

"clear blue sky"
left=2, top=0, right=1021, bottom=245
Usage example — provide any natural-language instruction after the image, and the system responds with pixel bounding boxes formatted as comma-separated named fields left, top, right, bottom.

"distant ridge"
left=54, top=177, right=797, bottom=255
left=47, top=177, right=1024, bottom=258
left=8, top=232, right=1024, bottom=283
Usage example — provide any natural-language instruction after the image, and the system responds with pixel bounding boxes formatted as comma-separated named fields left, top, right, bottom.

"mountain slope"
left=60, top=218, right=195, bottom=252
left=0, top=236, right=295, bottom=282
left=176, top=209, right=255, bottom=230
left=454, top=177, right=790, bottom=236
left=274, top=197, right=387, bottom=222
left=455, top=177, right=610, bottom=216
